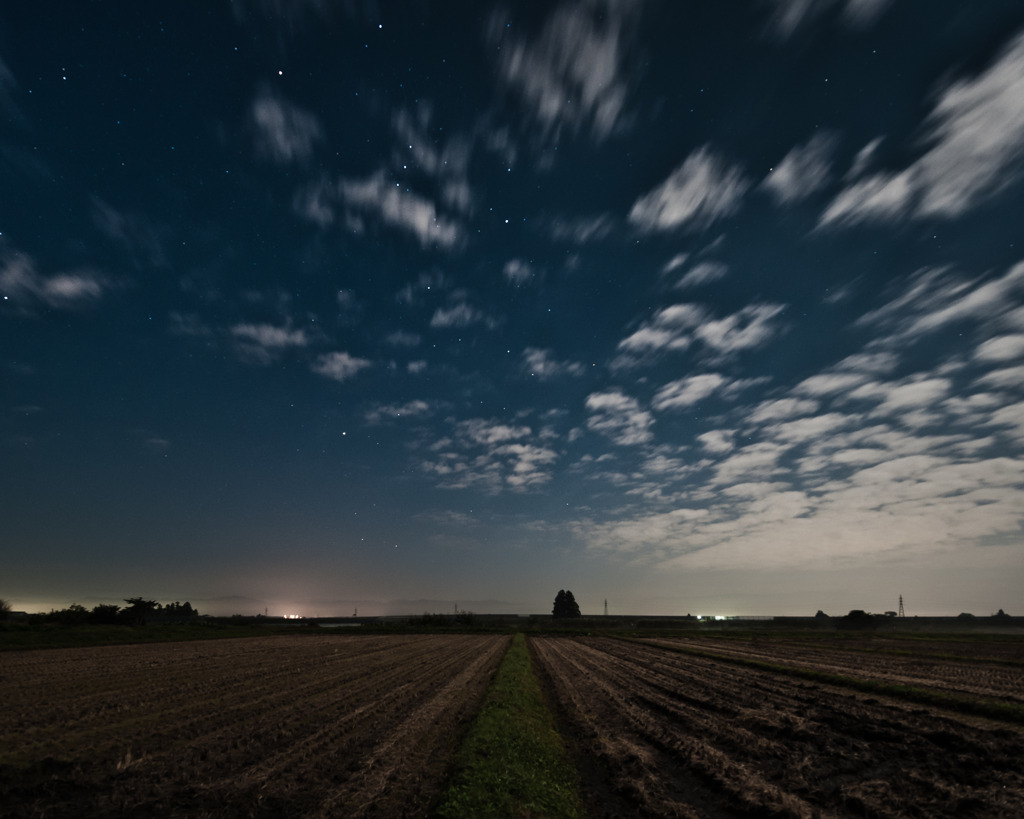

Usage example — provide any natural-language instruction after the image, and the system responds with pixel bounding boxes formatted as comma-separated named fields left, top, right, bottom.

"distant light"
left=278, top=70, right=283, bottom=76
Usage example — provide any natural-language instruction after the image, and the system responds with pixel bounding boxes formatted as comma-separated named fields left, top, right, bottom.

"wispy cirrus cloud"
left=492, top=0, right=638, bottom=144
left=250, top=88, right=323, bottom=164
left=764, top=0, right=892, bottom=40
left=0, top=249, right=108, bottom=312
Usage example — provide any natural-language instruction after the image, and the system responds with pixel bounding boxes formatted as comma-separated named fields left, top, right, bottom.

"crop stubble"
left=0, top=633, right=508, bottom=817
left=531, top=635, right=1024, bottom=818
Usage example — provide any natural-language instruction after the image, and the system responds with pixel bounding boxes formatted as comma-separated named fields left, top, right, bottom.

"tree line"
left=1, top=598, right=199, bottom=625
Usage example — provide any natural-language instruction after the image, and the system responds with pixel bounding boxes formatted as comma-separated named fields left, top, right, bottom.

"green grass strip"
left=435, top=633, right=582, bottom=818
left=632, top=638, right=1024, bottom=725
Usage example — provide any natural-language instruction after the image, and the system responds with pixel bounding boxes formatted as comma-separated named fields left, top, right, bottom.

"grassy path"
left=434, top=632, right=582, bottom=818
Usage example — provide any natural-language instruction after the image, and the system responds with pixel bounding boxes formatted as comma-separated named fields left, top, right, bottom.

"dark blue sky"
left=3, top=0, right=1023, bottom=617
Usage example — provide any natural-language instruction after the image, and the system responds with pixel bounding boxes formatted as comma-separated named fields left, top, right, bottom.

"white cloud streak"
left=312, top=351, right=372, bottom=382
left=821, top=29, right=1024, bottom=226
left=762, top=131, right=837, bottom=205
left=629, top=146, right=749, bottom=232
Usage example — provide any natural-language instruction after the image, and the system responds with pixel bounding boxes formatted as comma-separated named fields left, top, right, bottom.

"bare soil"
left=640, top=634, right=1024, bottom=703
left=531, top=635, right=1024, bottom=818
left=0, top=633, right=508, bottom=817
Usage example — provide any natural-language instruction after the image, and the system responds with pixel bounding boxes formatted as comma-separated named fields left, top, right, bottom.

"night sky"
left=3, top=1, right=1024, bottom=617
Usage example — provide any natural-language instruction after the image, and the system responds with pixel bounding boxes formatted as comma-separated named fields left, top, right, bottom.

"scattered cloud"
left=696, top=303, right=786, bottom=357
left=338, top=171, right=462, bottom=249
left=661, top=253, right=689, bottom=275
left=675, top=261, right=728, bottom=290
left=764, top=0, right=892, bottom=40
left=231, top=323, right=309, bottom=349
left=385, top=330, right=422, bottom=347
left=521, top=347, right=585, bottom=379
left=976, top=335, right=1024, bottom=362
left=430, top=302, right=496, bottom=329
left=396, top=271, right=451, bottom=306
left=748, top=397, right=820, bottom=423
left=390, top=107, right=475, bottom=214
left=419, top=418, right=558, bottom=493
left=251, top=89, right=323, bottom=164
left=617, top=303, right=706, bottom=354
left=852, top=376, right=952, bottom=414
left=762, top=131, right=837, bottom=205
left=821, top=29, right=1024, bottom=227
left=548, top=213, right=615, bottom=244
left=0, top=250, right=108, bottom=311
left=585, top=390, right=654, bottom=445
left=857, top=262, right=1024, bottom=344
left=819, top=169, right=913, bottom=228
left=91, top=199, right=169, bottom=271
left=492, top=0, right=638, bottom=144
left=652, top=374, right=728, bottom=411
left=312, top=351, right=372, bottom=382
left=365, top=400, right=433, bottom=425
left=503, top=259, right=535, bottom=286
left=698, top=429, right=736, bottom=454
left=614, top=301, right=785, bottom=368
left=629, top=146, right=749, bottom=232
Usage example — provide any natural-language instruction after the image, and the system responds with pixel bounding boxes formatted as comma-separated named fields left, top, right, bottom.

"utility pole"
left=898, top=594, right=905, bottom=618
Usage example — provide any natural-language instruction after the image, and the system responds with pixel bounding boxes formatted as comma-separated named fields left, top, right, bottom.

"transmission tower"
left=898, top=594, right=905, bottom=618
left=604, top=598, right=608, bottom=616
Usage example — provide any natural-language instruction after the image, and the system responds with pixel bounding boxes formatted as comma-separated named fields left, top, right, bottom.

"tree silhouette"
left=90, top=604, right=122, bottom=624
left=0, top=598, right=11, bottom=620
left=552, top=589, right=581, bottom=618
left=124, top=598, right=160, bottom=625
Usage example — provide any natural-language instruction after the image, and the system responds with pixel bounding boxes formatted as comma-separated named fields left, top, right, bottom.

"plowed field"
left=640, top=635, right=1024, bottom=704
left=531, top=636, right=1024, bottom=818
left=0, top=633, right=508, bottom=817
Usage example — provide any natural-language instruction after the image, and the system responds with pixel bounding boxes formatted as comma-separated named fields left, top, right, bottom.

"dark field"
left=2, top=630, right=1022, bottom=817
left=0, top=634, right=508, bottom=817
left=532, top=634, right=1024, bottom=817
